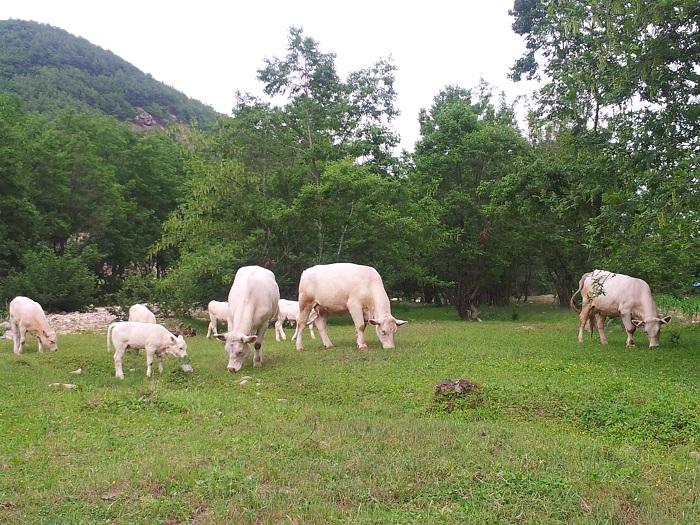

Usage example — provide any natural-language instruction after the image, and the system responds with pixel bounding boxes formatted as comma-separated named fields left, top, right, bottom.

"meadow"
left=1, top=299, right=700, bottom=524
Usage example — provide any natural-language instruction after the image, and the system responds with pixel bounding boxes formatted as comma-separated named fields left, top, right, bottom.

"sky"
left=1, top=0, right=540, bottom=152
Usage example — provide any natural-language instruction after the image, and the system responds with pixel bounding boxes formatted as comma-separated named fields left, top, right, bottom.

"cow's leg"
left=275, top=320, right=286, bottom=341
left=621, top=313, right=636, bottom=348
left=206, top=317, right=215, bottom=339
left=37, top=336, right=43, bottom=353
left=296, top=300, right=318, bottom=350
left=578, top=304, right=594, bottom=343
left=594, top=313, right=608, bottom=345
left=348, top=306, right=368, bottom=349
left=314, top=311, right=334, bottom=348
left=146, top=347, right=156, bottom=377
left=114, top=345, right=126, bottom=379
left=11, top=319, right=22, bottom=354
left=18, top=327, right=27, bottom=354
left=293, top=319, right=316, bottom=341
left=253, top=341, right=263, bottom=368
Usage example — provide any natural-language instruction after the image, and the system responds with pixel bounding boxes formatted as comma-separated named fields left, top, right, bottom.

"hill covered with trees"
left=0, top=19, right=220, bottom=128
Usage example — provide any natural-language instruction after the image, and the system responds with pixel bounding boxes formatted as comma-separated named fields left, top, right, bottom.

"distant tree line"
left=1, top=10, right=698, bottom=315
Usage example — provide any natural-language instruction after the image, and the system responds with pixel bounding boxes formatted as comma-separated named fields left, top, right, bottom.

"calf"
left=107, top=321, right=188, bottom=379
left=128, top=303, right=156, bottom=324
left=215, top=266, right=279, bottom=372
left=8, top=296, right=58, bottom=354
left=206, top=300, right=229, bottom=339
left=274, top=299, right=317, bottom=341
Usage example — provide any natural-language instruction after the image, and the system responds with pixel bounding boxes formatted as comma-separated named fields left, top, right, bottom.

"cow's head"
left=632, top=316, right=671, bottom=348
left=368, top=315, right=407, bottom=349
left=41, top=330, right=58, bottom=351
left=215, top=332, right=258, bottom=372
left=166, top=334, right=188, bottom=357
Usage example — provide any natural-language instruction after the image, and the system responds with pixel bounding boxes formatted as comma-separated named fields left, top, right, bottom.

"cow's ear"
left=631, top=320, right=644, bottom=327
left=169, top=335, right=177, bottom=343
left=368, top=319, right=379, bottom=326
left=661, top=316, right=671, bottom=324
left=395, top=319, right=408, bottom=326
left=215, top=334, right=227, bottom=343
left=243, top=335, right=258, bottom=344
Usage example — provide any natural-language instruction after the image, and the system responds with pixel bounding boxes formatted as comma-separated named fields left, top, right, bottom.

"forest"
left=0, top=3, right=699, bottom=318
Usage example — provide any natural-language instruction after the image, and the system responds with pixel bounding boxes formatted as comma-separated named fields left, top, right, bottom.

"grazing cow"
left=274, top=299, right=318, bottom=342
left=128, top=303, right=156, bottom=324
left=570, top=270, right=671, bottom=349
left=8, top=296, right=58, bottom=354
left=295, top=263, right=407, bottom=351
left=215, top=266, right=279, bottom=372
left=206, top=300, right=229, bottom=339
left=107, top=321, right=188, bottom=379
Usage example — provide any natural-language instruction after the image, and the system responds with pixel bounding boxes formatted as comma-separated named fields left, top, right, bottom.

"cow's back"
left=128, top=304, right=156, bottom=324
left=584, top=270, right=657, bottom=318
left=300, top=263, right=384, bottom=314
left=228, top=266, right=280, bottom=331
left=10, top=296, right=47, bottom=328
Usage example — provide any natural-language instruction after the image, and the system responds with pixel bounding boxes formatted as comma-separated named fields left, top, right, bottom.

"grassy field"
left=1, top=299, right=700, bottom=524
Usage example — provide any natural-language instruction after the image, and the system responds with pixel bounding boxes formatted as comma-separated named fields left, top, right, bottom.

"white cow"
left=295, top=263, right=407, bottom=351
left=206, top=300, right=229, bottom=339
left=215, top=266, right=280, bottom=372
left=8, top=296, right=58, bottom=354
left=274, top=299, right=317, bottom=341
left=107, top=321, right=188, bottom=379
left=128, top=303, right=156, bottom=324
left=570, top=269, right=671, bottom=349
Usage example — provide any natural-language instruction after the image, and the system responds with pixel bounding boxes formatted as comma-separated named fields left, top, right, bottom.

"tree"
left=257, top=26, right=400, bottom=181
left=0, top=94, right=42, bottom=277
left=509, top=0, right=700, bottom=291
left=411, top=84, right=532, bottom=317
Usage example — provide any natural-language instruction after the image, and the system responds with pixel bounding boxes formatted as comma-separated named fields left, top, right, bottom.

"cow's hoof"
left=358, top=344, right=368, bottom=350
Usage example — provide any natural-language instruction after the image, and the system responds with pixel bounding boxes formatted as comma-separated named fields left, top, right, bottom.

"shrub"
left=0, top=245, right=97, bottom=312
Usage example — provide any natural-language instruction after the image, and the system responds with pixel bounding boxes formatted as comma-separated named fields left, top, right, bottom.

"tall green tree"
left=510, top=0, right=700, bottom=291
left=154, top=27, right=413, bottom=307
left=0, top=94, right=42, bottom=277
left=257, top=26, right=400, bottom=181
left=411, top=84, right=531, bottom=317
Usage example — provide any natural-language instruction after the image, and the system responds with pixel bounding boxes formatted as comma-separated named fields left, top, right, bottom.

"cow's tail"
left=569, top=287, right=582, bottom=314
left=107, top=323, right=114, bottom=352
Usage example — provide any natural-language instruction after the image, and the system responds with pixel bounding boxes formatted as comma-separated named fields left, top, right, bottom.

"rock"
left=44, top=307, right=118, bottom=334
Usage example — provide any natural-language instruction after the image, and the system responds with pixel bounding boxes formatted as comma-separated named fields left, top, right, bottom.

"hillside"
left=0, top=19, right=220, bottom=129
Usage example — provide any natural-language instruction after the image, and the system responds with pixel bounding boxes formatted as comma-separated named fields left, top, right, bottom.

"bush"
left=0, top=246, right=97, bottom=312
left=105, top=273, right=158, bottom=320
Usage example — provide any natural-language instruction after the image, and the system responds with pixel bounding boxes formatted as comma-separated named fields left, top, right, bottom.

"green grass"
left=1, top=300, right=700, bottom=524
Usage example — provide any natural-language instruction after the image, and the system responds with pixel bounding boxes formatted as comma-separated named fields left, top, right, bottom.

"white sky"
left=1, top=0, right=540, bottom=152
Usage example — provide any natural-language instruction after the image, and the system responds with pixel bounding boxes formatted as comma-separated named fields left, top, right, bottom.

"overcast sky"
left=2, top=0, right=540, bottom=152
